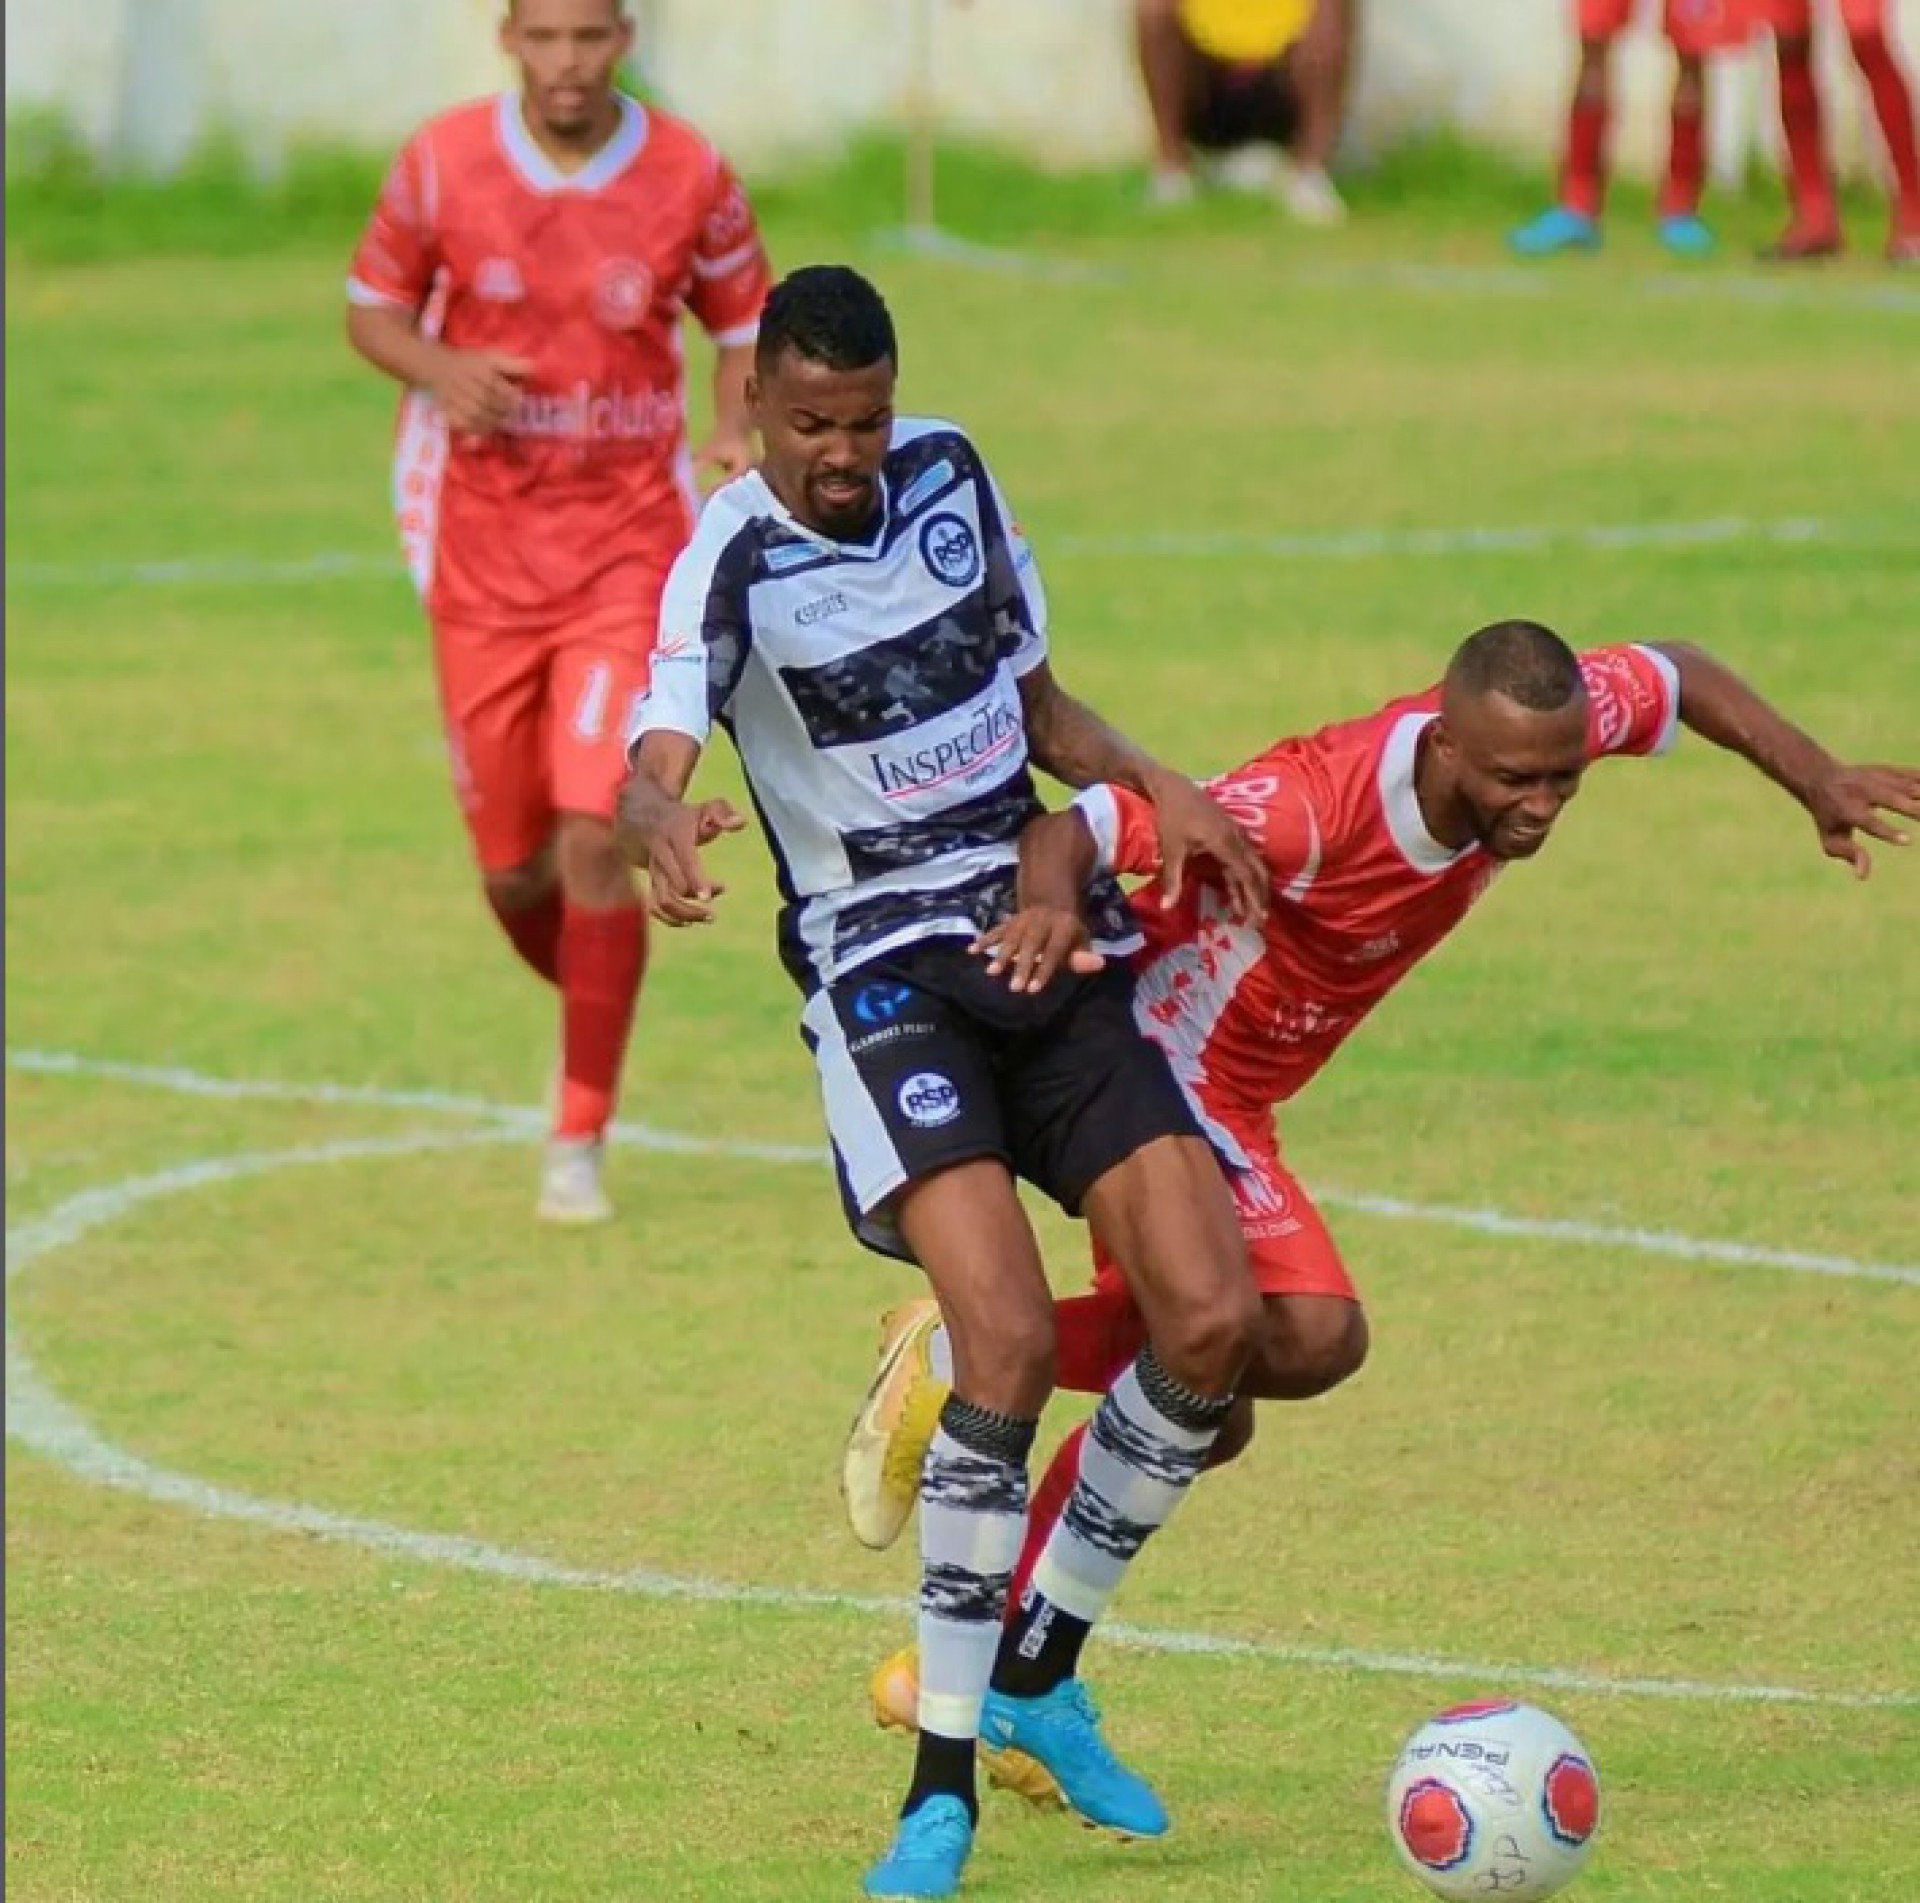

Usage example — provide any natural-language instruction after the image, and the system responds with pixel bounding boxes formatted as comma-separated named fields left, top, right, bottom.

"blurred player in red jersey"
left=1750, top=0, right=1920, bottom=263
left=841, top=623, right=1920, bottom=1790
left=1513, top=0, right=1753, bottom=257
left=346, top=0, right=771, bottom=1223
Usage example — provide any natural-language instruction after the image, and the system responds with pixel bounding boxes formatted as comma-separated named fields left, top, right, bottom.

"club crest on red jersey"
left=596, top=256, right=654, bottom=330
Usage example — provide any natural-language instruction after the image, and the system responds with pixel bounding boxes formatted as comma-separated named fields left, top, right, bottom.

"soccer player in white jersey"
left=840, top=620, right=1920, bottom=1806
left=618, top=266, right=1273, bottom=1899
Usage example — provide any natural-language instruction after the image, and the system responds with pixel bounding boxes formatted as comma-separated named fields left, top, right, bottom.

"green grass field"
left=7, top=154, right=1919, bottom=1901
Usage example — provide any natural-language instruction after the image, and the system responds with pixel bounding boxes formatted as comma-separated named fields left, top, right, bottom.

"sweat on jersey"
left=1073, top=644, right=1682, bottom=1162
left=628, top=419, right=1139, bottom=991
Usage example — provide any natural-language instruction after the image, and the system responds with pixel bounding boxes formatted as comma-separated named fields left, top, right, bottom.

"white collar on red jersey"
left=1379, top=712, right=1477, bottom=876
left=496, top=91, right=650, bottom=195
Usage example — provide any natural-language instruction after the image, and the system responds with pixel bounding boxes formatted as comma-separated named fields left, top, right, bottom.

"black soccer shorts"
left=798, top=938, right=1203, bottom=1261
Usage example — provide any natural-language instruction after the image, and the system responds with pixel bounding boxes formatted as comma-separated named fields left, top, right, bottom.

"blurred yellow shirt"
left=1177, top=0, right=1314, bottom=64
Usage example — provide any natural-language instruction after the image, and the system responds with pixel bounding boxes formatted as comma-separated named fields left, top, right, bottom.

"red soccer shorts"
left=1091, top=1118, right=1358, bottom=1309
left=1578, top=0, right=1755, bottom=51
left=432, top=597, right=659, bottom=874
left=1746, top=0, right=1887, bottom=31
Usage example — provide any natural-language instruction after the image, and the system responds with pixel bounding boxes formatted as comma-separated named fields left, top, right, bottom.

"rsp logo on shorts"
left=918, top=512, right=981, bottom=589
left=853, top=982, right=915, bottom=1026
left=897, top=1071, right=962, bottom=1128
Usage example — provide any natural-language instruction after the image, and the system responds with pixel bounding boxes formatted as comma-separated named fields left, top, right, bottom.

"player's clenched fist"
left=618, top=785, right=745, bottom=926
left=426, top=349, right=534, bottom=434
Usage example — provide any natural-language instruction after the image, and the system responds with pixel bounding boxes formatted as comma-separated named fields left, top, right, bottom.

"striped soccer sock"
left=904, top=1394, right=1036, bottom=1819
left=992, top=1346, right=1231, bottom=1698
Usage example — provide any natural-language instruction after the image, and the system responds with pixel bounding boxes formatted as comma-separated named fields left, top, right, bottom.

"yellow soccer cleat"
left=841, top=1298, right=949, bottom=1551
left=867, top=1645, right=1067, bottom=1814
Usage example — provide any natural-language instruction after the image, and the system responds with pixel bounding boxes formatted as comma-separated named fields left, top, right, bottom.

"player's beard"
left=807, top=470, right=878, bottom=538
left=535, top=83, right=612, bottom=147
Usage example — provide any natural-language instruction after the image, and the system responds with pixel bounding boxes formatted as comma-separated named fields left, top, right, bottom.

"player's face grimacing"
left=502, top=0, right=632, bottom=143
left=1433, top=691, right=1591, bottom=861
left=750, top=349, right=896, bottom=541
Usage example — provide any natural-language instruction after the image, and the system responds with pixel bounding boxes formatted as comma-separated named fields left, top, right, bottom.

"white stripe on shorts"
left=801, top=988, right=907, bottom=1217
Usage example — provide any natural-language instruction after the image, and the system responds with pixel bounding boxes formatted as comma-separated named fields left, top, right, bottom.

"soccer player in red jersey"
left=842, top=624, right=1920, bottom=1793
left=345, top=0, right=771, bottom=1223
left=1512, top=0, right=1753, bottom=258
left=1750, top=0, right=1920, bottom=264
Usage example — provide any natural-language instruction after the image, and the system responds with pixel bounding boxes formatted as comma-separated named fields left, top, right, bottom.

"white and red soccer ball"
left=1386, top=1700, right=1601, bottom=1899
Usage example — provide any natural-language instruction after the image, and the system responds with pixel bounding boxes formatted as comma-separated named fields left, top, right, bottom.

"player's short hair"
left=1446, top=620, right=1583, bottom=712
left=756, top=266, right=898, bottom=374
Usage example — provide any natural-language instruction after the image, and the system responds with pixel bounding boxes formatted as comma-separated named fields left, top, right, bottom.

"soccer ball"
left=1385, top=1700, right=1600, bottom=1899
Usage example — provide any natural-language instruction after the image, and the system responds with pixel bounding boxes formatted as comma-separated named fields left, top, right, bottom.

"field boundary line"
left=7, top=1131, right=1913, bottom=1712
left=10, top=513, right=1911, bottom=590
left=10, top=1047, right=1918, bottom=1286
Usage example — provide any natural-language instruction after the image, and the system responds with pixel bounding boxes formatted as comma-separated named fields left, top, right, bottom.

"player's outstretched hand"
left=1146, top=770, right=1269, bottom=924
left=429, top=350, right=533, bottom=434
left=1808, top=762, right=1920, bottom=879
left=645, top=803, right=732, bottom=926
left=972, top=907, right=1104, bottom=994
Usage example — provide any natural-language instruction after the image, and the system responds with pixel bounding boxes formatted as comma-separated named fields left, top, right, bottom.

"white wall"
left=8, top=0, right=1917, bottom=186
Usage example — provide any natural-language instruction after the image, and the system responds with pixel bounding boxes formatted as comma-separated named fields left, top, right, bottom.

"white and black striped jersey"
left=630, top=417, right=1138, bottom=991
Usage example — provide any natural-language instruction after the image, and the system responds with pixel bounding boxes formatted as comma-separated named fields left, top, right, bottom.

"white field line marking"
left=6, top=1133, right=1912, bottom=1711
left=1281, top=257, right=1920, bottom=317
left=11, top=1047, right=1919, bottom=1287
left=898, top=241, right=1920, bottom=315
left=8, top=514, right=1907, bottom=589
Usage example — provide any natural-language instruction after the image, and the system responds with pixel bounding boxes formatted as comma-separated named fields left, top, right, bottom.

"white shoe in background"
left=1277, top=159, right=1348, bottom=227
left=1146, top=165, right=1198, bottom=209
left=537, top=1136, right=614, bottom=1226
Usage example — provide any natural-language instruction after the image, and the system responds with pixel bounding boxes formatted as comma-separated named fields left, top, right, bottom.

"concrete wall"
left=7, top=0, right=1916, bottom=184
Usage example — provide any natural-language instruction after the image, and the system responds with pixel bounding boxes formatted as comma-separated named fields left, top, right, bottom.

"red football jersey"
left=1077, top=645, right=1682, bottom=1160
left=349, top=93, right=771, bottom=630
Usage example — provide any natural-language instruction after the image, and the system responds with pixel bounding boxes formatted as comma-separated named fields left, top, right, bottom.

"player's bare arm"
left=616, top=733, right=745, bottom=926
left=971, top=809, right=1107, bottom=994
left=694, top=341, right=758, bottom=480
left=1656, top=641, right=1920, bottom=879
left=1016, top=661, right=1267, bottom=921
left=344, top=303, right=531, bottom=435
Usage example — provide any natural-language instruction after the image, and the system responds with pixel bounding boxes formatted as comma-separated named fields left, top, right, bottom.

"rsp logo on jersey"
left=897, top=1071, right=962, bottom=1128
left=853, top=982, right=915, bottom=1026
left=919, top=512, right=981, bottom=589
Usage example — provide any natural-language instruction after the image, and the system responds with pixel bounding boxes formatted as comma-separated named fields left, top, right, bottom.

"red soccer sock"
left=1052, top=1288, right=1147, bottom=1395
left=1849, top=32, right=1920, bottom=226
left=1776, top=43, right=1840, bottom=232
left=1006, top=1422, right=1086, bottom=1618
left=1560, top=95, right=1610, bottom=218
left=488, top=889, right=562, bottom=986
left=554, top=901, right=648, bottom=1140
left=1661, top=95, right=1707, bottom=217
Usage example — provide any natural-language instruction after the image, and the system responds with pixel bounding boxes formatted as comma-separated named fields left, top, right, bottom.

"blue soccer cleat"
left=862, top=1795, right=975, bottom=1899
left=979, top=1680, right=1170, bottom=1838
left=1658, top=212, right=1715, bottom=257
left=1509, top=206, right=1602, bottom=257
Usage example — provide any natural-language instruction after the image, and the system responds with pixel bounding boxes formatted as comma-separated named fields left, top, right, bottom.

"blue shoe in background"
left=1509, top=206, right=1602, bottom=256
left=1657, top=212, right=1715, bottom=257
